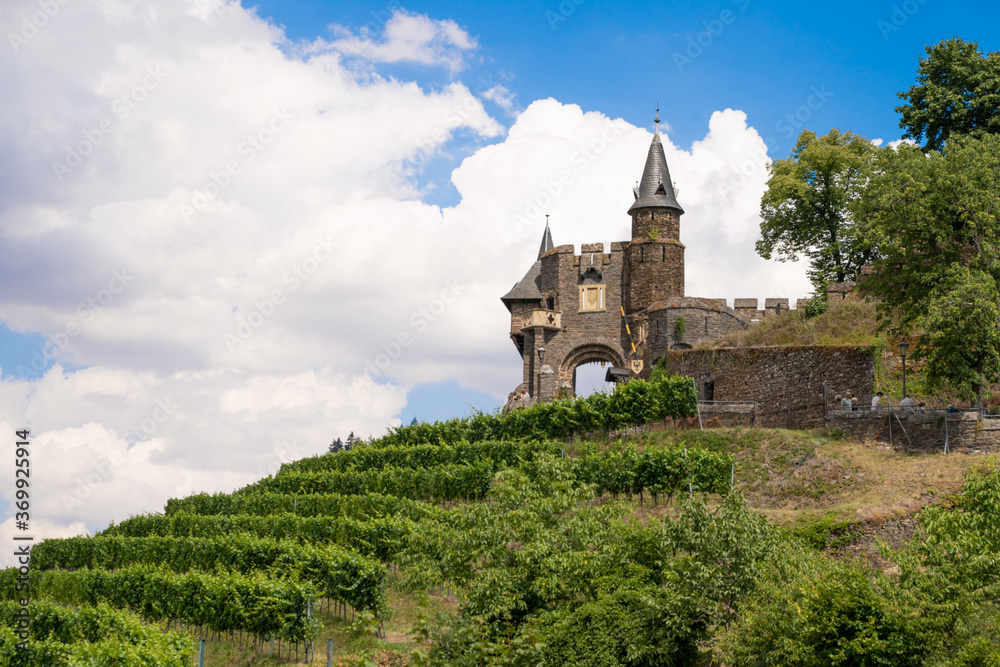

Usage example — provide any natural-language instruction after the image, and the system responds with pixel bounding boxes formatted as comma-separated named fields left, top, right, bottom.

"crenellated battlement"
left=725, top=297, right=808, bottom=320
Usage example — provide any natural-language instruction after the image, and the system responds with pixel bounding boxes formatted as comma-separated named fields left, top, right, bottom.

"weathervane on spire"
left=654, top=103, right=660, bottom=133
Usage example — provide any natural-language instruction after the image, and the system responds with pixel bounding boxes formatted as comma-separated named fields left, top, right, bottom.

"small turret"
left=623, top=115, right=685, bottom=312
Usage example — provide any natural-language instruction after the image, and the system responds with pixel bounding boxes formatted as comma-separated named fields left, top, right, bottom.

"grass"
left=632, top=427, right=973, bottom=528
left=707, top=296, right=882, bottom=348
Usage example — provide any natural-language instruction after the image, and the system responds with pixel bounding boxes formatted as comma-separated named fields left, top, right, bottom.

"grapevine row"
left=257, top=447, right=733, bottom=505
left=0, top=566, right=320, bottom=642
left=376, top=373, right=698, bottom=447
left=31, top=535, right=388, bottom=616
left=0, top=600, right=193, bottom=666
left=100, top=513, right=410, bottom=562
left=246, top=462, right=495, bottom=502
left=166, top=490, right=442, bottom=520
left=279, top=440, right=562, bottom=475
left=571, top=446, right=734, bottom=497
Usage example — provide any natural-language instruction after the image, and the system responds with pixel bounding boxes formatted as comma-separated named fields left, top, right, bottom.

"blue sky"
left=0, top=0, right=997, bottom=548
left=250, top=0, right=994, bottom=159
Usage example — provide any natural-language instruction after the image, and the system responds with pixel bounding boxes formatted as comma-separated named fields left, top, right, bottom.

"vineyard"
left=0, top=373, right=726, bottom=665
left=4, top=371, right=999, bottom=665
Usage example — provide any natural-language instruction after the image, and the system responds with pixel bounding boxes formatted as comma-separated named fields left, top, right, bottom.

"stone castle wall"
left=622, top=239, right=685, bottom=312
left=640, top=298, right=748, bottom=351
left=660, top=345, right=877, bottom=429
left=630, top=207, right=680, bottom=243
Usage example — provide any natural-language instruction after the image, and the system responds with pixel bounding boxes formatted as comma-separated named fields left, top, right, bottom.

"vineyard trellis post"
left=198, top=639, right=205, bottom=667
left=306, top=599, right=312, bottom=662
left=944, top=413, right=949, bottom=454
left=691, top=377, right=703, bottom=429
left=328, top=638, right=334, bottom=666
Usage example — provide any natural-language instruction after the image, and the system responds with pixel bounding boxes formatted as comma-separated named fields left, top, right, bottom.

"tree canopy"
left=756, top=129, right=880, bottom=289
left=896, top=37, right=1000, bottom=152
left=856, top=133, right=1000, bottom=406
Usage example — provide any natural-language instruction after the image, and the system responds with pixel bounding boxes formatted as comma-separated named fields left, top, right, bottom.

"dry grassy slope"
left=629, top=427, right=975, bottom=564
left=707, top=296, right=881, bottom=348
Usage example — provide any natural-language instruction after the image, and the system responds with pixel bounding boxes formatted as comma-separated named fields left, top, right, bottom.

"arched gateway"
left=559, top=341, right=626, bottom=398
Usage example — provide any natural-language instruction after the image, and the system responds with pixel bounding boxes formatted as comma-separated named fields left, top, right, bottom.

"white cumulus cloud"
left=327, top=9, right=477, bottom=73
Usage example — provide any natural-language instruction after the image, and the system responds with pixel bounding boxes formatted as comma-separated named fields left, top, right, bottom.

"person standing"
left=872, top=391, right=884, bottom=410
left=841, top=391, right=853, bottom=410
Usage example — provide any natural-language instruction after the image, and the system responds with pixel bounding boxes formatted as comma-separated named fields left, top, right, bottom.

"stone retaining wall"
left=827, top=409, right=1000, bottom=454
left=660, top=345, right=876, bottom=429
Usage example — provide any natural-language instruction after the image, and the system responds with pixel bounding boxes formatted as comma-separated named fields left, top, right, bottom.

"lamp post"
left=537, top=347, right=545, bottom=401
left=898, top=338, right=909, bottom=399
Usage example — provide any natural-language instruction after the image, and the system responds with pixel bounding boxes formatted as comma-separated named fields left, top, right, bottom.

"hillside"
left=3, top=376, right=997, bottom=666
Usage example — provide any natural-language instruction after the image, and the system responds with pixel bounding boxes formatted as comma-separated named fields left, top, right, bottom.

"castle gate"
left=558, top=340, right=626, bottom=398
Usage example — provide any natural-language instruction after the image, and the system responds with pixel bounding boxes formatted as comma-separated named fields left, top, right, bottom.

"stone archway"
left=558, top=340, right=627, bottom=398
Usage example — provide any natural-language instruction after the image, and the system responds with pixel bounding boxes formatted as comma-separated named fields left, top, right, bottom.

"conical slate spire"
left=538, top=217, right=554, bottom=258
left=501, top=220, right=554, bottom=308
left=627, top=133, right=683, bottom=215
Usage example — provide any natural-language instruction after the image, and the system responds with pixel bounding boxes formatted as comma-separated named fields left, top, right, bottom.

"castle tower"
left=623, top=124, right=685, bottom=313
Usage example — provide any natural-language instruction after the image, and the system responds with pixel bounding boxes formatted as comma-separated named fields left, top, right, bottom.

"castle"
left=502, top=122, right=809, bottom=403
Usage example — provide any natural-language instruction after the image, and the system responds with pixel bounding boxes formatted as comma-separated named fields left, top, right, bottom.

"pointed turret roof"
left=627, top=132, right=683, bottom=215
left=501, top=222, right=554, bottom=309
left=500, top=260, right=542, bottom=306
left=538, top=219, right=554, bottom=258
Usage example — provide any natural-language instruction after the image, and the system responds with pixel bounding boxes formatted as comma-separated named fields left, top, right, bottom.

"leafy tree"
left=718, top=552, right=923, bottom=666
left=856, top=133, right=1000, bottom=409
left=896, top=37, right=1000, bottom=152
left=756, top=129, right=880, bottom=289
left=920, top=269, right=1000, bottom=410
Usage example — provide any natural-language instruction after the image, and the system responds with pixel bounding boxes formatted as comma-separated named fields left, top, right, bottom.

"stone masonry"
left=659, top=345, right=877, bottom=429
left=827, top=410, right=1000, bottom=454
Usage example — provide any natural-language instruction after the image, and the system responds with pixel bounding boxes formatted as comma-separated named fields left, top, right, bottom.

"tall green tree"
left=896, top=37, right=1000, bottom=152
left=857, top=133, right=1000, bottom=409
left=920, top=269, right=1000, bottom=411
left=756, top=129, right=880, bottom=289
